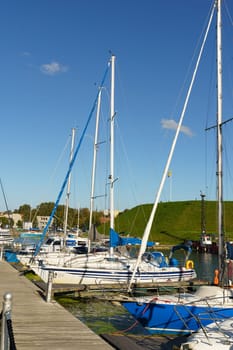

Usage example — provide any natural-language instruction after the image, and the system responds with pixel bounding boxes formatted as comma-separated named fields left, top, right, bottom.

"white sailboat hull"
left=33, top=262, right=196, bottom=285
left=180, top=318, right=233, bottom=349
left=0, top=229, right=13, bottom=245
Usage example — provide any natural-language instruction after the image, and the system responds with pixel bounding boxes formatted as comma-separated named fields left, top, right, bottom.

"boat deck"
left=0, top=260, right=113, bottom=350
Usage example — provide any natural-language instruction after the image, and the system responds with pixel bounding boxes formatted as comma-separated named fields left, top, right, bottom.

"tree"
left=18, top=204, right=31, bottom=222
left=37, top=202, right=55, bottom=216
left=0, top=216, right=14, bottom=228
left=15, top=202, right=105, bottom=232
left=79, top=208, right=90, bottom=231
left=17, top=220, right=23, bottom=229
left=92, top=210, right=104, bottom=226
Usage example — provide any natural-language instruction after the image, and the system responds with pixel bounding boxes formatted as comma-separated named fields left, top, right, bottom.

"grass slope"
left=98, top=201, right=233, bottom=245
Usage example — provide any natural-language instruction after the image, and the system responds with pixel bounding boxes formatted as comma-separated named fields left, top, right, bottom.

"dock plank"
left=100, top=334, right=188, bottom=350
left=0, top=260, right=114, bottom=350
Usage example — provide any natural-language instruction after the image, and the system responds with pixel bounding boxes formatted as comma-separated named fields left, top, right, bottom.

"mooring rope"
left=6, top=316, right=17, bottom=350
left=1, top=310, right=17, bottom=350
left=112, top=296, right=158, bottom=334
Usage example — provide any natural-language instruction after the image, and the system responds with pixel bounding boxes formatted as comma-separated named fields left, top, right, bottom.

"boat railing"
left=63, top=253, right=105, bottom=267
left=63, top=250, right=135, bottom=267
left=173, top=295, right=232, bottom=339
left=179, top=310, right=233, bottom=348
left=173, top=303, right=210, bottom=340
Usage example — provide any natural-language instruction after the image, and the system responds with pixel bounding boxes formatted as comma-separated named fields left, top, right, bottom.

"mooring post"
left=46, top=271, right=54, bottom=303
left=1, top=292, right=12, bottom=350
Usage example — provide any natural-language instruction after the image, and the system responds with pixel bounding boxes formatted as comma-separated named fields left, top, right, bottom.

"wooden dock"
left=36, top=280, right=207, bottom=300
left=100, top=333, right=187, bottom=350
left=0, top=260, right=114, bottom=350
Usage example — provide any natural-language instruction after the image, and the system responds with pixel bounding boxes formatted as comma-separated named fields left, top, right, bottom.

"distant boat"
left=192, top=232, right=218, bottom=254
left=192, top=194, right=218, bottom=253
left=122, top=0, right=233, bottom=334
left=0, top=228, right=13, bottom=245
left=19, top=231, right=43, bottom=238
left=13, top=233, right=89, bottom=261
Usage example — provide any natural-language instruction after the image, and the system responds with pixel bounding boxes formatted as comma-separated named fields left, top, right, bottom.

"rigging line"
left=224, top=0, right=233, bottom=27
left=205, top=131, right=216, bottom=200
left=97, top=87, right=111, bottom=224
left=114, top=118, right=147, bottom=229
left=32, top=135, right=72, bottom=218
left=0, top=178, right=10, bottom=219
left=128, top=1, right=216, bottom=292
left=205, top=38, right=216, bottom=130
left=115, top=149, right=148, bottom=234
left=169, top=0, right=215, bottom=121
left=87, top=86, right=108, bottom=215
left=49, top=134, right=71, bottom=182
left=111, top=53, right=146, bottom=224
left=111, top=60, right=149, bottom=228
left=114, top=59, right=161, bottom=227
left=222, top=127, right=233, bottom=198
left=31, top=205, right=40, bottom=225
left=222, top=1, right=233, bottom=115
left=33, top=59, right=111, bottom=257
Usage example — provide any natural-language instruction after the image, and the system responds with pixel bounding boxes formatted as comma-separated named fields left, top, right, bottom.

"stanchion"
left=1, top=292, right=12, bottom=350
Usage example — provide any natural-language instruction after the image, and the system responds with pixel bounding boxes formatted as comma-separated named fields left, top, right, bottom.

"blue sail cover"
left=227, top=242, right=233, bottom=259
left=110, top=228, right=154, bottom=248
left=170, top=243, right=192, bottom=254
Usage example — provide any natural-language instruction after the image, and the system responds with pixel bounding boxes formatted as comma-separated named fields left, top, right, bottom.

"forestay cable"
left=128, top=2, right=216, bottom=291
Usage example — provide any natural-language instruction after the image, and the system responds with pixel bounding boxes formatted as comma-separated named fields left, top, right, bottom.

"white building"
left=0, top=212, right=22, bottom=228
left=23, top=222, right=33, bottom=230
left=36, top=216, right=54, bottom=231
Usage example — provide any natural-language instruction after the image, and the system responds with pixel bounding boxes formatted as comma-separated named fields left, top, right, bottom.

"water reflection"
left=161, top=249, right=218, bottom=283
left=192, top=252, right=218, bottom=283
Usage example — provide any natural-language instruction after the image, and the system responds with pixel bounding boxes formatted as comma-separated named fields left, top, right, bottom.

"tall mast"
left=64, top=128, right=76, bottom=239
left=216, top=0, right=224, bottom=280
left=109, top=55, right=116, bottom=256
left=89, top=88, right=102, bottom=232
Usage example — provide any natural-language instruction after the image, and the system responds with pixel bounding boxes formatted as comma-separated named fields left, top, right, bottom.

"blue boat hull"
left=122, top=301, right=233, bottom=335
left=4, top=251, right=19, bottom=263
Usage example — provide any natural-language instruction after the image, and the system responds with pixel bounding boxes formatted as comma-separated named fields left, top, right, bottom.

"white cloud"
left=21, top=51, right=31, bottom=57
left=40, top=61, right=68, bottom=76
left=161, top=118, right=193, bottom=137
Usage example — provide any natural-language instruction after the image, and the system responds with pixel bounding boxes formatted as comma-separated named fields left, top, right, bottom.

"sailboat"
left=26, top=55, right=196, bottom=286
left=122, top=0, right=233, bottom=335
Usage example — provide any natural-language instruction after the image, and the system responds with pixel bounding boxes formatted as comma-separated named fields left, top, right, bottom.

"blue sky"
left=1, top=0, right=233, bottom=213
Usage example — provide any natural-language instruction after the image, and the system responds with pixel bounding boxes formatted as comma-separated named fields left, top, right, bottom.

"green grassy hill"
left=98, top=200, right=233, bottom=245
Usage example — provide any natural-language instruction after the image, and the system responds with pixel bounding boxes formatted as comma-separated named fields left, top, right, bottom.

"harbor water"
left=56, top=251, right=218, bottom=336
